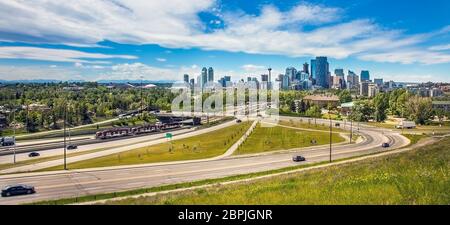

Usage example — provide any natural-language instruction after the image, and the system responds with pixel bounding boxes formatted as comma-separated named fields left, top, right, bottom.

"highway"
left=0, top=116, right=410, bottom=205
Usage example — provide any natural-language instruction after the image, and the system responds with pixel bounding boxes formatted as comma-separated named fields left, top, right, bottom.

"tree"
left=350, top=100, right=374, bottom=122
left=405, top=96, right=433, bottom=125
left=338, top=89, right=352, bottom=103
left=305, top=105, right=322, bottom=118
left=373, top=93, right=389, bottom=122
left=434, top=108, right=446, bottom=124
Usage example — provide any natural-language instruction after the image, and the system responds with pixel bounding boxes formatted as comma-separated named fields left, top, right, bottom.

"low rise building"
left=303, top=94, right=340, bottom=108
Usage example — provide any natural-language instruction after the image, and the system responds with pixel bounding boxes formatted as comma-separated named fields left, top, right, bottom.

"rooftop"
left=304, top=94, right=339, bottom=102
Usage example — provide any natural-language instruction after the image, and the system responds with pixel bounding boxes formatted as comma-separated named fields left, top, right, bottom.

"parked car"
left=236, top=119, right=242, bottom=123
left=292, top=155, right=306, bottom=162
left=66, top=145, right=78, bottom=150
left=381, top=143, right=390, bottom=148
left=1, top=185, right=35, bottom=197
left=28, top=152, right=40, bottom=157
left=335, top=123, right=340, bottom=127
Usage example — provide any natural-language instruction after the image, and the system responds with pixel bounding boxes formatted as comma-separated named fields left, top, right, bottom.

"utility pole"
left=140, top=75, right=144, bottom=116
left=329, top=115, right=332, bottom=163
left=350, top=119, right=353, bottom=144
left=63, top=104, right=67, bottom=170
left=12, top=110, right=16, bottom=164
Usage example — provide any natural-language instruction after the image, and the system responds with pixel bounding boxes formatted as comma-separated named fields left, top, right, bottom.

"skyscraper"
left=360, top=70, right=370, bottom=82
left=201, top=67, right=207, bottom=87
left=208, top=67, right=214, bottom=82
left=374, top=78, right=383, bottom=86
left=347, top=70, right=359, bottom=89
left=183, top=74, right=189, bottom=83
left=189, top=78, right=195, bottom=87
left=261, top=74, right=269, bottom=82
left=285, top=67, right=297, bottom=81
left=303, top=63, right=309, bottom=74
left=310, top=59, right=316, bottom=84
left=334, top=69, right=344, bottom=77
left=315, top=56, right=330, bottom=88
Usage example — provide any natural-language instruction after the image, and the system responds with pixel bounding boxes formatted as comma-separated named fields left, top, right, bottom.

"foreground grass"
left=54, top=121, right=252, bottom=170
left=107, top=137, right=450, bottom=205
left=235, top=123, right=345, bottom=155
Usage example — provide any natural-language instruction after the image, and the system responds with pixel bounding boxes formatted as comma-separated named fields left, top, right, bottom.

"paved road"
left=0, top=118, right=409, bottom=205
left=0, top=119, right=241, bottom=173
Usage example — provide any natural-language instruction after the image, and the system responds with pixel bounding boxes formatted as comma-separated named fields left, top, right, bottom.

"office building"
left=310, top=59, right=316, bottom=83
left=360, top=81, right=370, bottom=96
left=368, top=83, right=379, bottom=98
left=360, top=70, right=370, bottom=82
left=183, top=74, right=189, bottom=83
left=374, top=78, right=383, bottom=86
left=303, top=62, right=309, bottom=74
left=347, top=70, right=359, bottom=89
left=334, top=69, right=345, bottom=77
left=286, top=67, right=297, bottom=81
left=201, top=67, right=207, bottom=87
left=315, top=56, right=330, bottom=88
left=208, top=67, right=214, bottom=82
left=261, top=74, right=269, bottom=82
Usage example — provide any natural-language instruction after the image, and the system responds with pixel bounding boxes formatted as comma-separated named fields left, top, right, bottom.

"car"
left=28, top=152, right=40, bottom=157
left=1, top=184, right=35, bottom=197
left=236, top=119, right=242, bottom=123
left=381, top=143, right=390, bottom=148
left=66, top=145, right=78, bottom=150
left=335, top=123, right=340, bottom=127
left=292, top=155, right=306, bottom=162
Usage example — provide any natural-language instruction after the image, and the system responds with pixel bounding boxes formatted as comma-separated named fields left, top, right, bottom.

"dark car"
left=28, top=152, right=40, bottom=157
left=292, top=155, right=306, bottom=162
left=1, top=185, right=35, bottom=197
left=66, top=145, right=78, bottom=150
left=335, top=123, right=340, bottom=127
left=381, top=143, right=390, bottom=148
left=236, top=119, right=242, bottom=123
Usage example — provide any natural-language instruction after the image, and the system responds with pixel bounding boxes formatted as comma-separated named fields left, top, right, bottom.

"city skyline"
left=0, top=0, right=449, bottom=82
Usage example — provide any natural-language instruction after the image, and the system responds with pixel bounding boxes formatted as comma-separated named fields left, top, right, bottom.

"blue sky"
left=0, top=0, right=449, bottom=82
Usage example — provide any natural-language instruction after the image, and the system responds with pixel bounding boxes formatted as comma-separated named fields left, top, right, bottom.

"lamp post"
left=329, top=115, right=332, bottom=163
left=63, top=104, right=67, bottom=170
left=12, top=110, right=16, bottom=164
left=140, top=75, right=144, bottom=116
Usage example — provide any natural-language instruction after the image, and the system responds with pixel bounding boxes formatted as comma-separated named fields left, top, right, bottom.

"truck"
left=396, top=121, right=416, bottom=129
left=1, top=136, right=15, bottom=146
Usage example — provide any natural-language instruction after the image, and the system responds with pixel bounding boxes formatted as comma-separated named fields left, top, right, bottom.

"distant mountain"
left=96, top=79, right=175, bottom=84
left=0, top=79, right=61, bottom=84
left=0, top=79, right=176, bottom=84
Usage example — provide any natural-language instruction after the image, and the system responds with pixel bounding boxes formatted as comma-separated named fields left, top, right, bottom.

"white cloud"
left=242, top=64, right=267, bottom=72
left=0, top=0, right=449, bottom=65
left=359, top=50, right=450, bottom=65
left=0, top=46, right=137, bottom=63
left=156, top=58, right=167, bottom=62
left=0, top=65, right=82, bottom=80
left=429, top=44, right=450, bottom=51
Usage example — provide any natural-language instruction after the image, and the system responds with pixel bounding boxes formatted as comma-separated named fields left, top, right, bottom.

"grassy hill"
left=107, top=137, right=450, bottom=205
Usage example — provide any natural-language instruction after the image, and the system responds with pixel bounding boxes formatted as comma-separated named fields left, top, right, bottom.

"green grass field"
left=106, top=137, right=450, bottom=205
left=367, top=121, right=450, bottom=134
left=55, top=121, right=252, bottom=169
left=235, top=123, right=345, bottom=155
left=279, top=119, right=349, bottom=133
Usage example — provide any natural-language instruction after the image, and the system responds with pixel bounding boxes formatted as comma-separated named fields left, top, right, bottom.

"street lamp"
left=63, top=104, right=67, bottom=170
left=329, top=115, right=332, bottom=163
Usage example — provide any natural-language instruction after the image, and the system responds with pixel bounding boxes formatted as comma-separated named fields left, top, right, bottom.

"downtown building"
left=311, top=56, right=330, bottom=89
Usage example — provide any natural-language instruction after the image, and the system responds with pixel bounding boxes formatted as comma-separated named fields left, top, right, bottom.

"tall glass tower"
left=315, top=56, right=330, bottom=88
